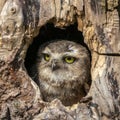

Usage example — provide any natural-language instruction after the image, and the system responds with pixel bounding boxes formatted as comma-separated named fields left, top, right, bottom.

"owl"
left=36, top=40, right=90, bottom=106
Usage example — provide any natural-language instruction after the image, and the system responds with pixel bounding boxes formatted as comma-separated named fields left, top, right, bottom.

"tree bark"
left=0, top=0, right=120, bottom=119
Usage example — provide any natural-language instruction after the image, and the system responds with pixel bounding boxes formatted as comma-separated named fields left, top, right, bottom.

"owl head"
left=37, top=40, right=90, bottom=89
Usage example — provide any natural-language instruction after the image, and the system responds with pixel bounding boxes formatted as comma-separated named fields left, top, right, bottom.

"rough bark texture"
left=0, top=0, right=120, bottom=120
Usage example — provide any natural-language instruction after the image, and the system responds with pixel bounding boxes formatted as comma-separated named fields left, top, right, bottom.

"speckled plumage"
left=37, top=40, right=90, bottom=106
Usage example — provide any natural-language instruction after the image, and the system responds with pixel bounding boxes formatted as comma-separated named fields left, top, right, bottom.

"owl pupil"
left=67, top=57, right=72, bottom=60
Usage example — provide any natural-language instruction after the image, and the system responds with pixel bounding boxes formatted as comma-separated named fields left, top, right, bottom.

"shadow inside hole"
left=25, top=22, right=91, bottom=91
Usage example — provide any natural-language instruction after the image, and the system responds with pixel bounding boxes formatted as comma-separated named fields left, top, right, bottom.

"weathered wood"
left=0, top=0, right=119, bottom=119
left=83, top=0, right=120, bottom=119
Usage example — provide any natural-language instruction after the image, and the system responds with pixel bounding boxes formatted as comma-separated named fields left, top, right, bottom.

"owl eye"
left=43, top=53, right=50, bottom=61
left=64, top=56, right=76, bottom=64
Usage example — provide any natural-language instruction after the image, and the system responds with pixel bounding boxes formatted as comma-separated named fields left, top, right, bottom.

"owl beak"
left=51, top=59, right=59, bottom=71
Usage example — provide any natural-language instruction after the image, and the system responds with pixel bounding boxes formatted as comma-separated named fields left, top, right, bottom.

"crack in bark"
left=6, top=107, right=11, bottom=120
left=94, top=51, right=120, bottom=56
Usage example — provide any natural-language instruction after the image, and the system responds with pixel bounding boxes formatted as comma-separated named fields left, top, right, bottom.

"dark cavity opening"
left=25, top=23, right=89, bottom=79
left=25, top=23, right=91, bottom=103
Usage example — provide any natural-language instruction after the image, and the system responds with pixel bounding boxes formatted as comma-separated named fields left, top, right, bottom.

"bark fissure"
left=94, top=51, right=120, bottom=56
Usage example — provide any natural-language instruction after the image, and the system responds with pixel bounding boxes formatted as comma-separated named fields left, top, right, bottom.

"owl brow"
left=66, top=47, right=74, bottom=52
left=63, top=52, right=77, bottom=57
left=41, top=53, right=50, bottom=58
left=65, top=48, right=79, bottom=54
left=67, top=46, right=79, bottom=53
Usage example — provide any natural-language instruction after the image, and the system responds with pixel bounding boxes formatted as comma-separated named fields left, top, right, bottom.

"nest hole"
left=25, top=23, right=91, bottom=105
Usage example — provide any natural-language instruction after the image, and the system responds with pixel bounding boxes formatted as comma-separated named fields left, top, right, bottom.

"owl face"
left=37, top=40, right=90, bottom=88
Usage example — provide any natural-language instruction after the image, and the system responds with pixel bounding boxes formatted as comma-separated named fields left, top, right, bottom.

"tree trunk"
left=0, top=0, right=120, bottom=119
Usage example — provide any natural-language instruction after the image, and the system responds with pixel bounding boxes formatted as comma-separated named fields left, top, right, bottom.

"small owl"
left=37, top=40, right=90, bottom=106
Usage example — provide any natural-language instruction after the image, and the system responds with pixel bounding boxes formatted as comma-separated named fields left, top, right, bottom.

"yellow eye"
left=43, top=54, right=50, bottom=61
left=64, top=56, right=76, bottom=64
